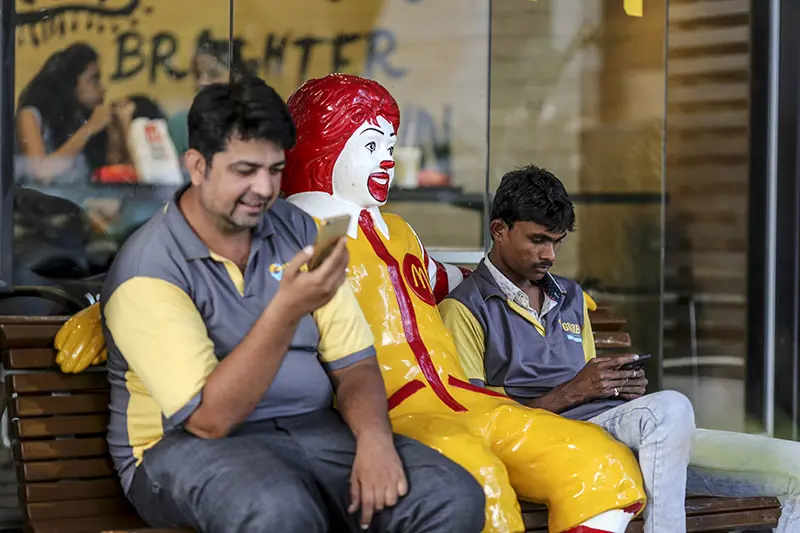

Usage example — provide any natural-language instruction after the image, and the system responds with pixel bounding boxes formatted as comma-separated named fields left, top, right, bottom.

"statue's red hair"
left=282, top=74, right=401, bottom=196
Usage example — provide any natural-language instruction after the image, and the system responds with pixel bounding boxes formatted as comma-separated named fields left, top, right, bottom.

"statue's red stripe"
left=358, top=211, right=467, bottom=412
left=448, top=375, right=508, bottom=398
left=387, top=380, right=426, bottom=411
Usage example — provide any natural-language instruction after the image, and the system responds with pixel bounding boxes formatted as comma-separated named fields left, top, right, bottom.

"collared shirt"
left=101, top=187, right=375, bottom=493
left=483, top=255, right=557, bottom=324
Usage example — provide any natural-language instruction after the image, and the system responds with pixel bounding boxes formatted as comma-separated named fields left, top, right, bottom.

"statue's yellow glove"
left=55, top=302, right=107, bottom=373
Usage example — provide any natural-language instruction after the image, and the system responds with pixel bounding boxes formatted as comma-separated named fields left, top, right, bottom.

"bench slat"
left=685, top=496, right=782, bottom=515
left=8, top=373, right=109, bottom=394
left=521, top=497, right=782, bottom=529
left=99, top=530, right=192, bottom=533
left=100, top=530, right=193, bottom=533
left=27, top=496, right=131, bottom=521
left=28, top=514, right=146, bottom=533
left=3, top=349, right=58, bottom=369
left=686, top=508, right=782, bottom=531
left=13, top=393, right=110, bottom=417
left=17, top=438, right=108, bottom=461
left=24, top=479, right=122, bottom=503
left=0, top=316, right=69, bottom=325
left=15, top=414, right=109, bottom=439
left=21, top=458, right=114, bottom=482
left=0, top=324, right=62, bottom=349
left=588, top=310, right=627, bottom=331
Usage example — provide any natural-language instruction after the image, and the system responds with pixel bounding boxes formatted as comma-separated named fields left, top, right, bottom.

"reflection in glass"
left=663, top=1, right=753, bottom=433
left=16, top=43, right=111, bottom=186
left=8, top=0, right=233, bottom=316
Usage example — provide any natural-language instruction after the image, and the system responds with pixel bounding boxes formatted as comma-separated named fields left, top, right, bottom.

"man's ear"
left=184, top=149, right=208, bottom=186
left=489, top=219, right=507, bottom=242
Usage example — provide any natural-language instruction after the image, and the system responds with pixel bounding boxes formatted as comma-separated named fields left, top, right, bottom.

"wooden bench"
left=0, top=311, right=782, bottom=533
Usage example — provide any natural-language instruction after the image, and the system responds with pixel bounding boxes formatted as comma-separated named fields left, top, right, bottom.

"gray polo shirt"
left=101, top=188, right=376, bottom=492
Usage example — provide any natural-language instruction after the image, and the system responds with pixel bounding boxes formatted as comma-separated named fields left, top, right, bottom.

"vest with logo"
left=447, top=262, right=623, bottom=420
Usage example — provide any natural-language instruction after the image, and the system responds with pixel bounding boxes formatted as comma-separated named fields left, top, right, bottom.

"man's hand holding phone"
left=612, top=354, right=649, bottom=400
left=275, top=238, right=350, bottom=319
left=309, top=214, right=351, bottom=270
left=555, top=354, right=648, bottom=407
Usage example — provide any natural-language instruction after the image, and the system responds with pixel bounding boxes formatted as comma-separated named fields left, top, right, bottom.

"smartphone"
left=618, top=354, right=651, bottom=371
left=308, top=214, right=352, bottom=270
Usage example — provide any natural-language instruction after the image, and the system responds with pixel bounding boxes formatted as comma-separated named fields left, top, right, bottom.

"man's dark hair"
left=187, top=76, right=296, bottom=163
left=490, top=165, right=576, bottom=235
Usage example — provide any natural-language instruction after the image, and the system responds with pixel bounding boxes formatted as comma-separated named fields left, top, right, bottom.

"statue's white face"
left=332, top=116, right=396, bottom=208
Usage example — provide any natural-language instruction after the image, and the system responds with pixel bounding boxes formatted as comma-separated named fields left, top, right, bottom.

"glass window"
left=664, top=0, right=753, bottom=433
left=1, top=0, right=761, bottom=436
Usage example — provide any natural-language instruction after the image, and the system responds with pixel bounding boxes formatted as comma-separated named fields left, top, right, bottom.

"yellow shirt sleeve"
left=104, top=276, right=219, bottom=420
left=313, top=282, right=376, bottom=370
left=439, top=298, right=487, bottom=382
left=582, top=293, right=597, bottom=362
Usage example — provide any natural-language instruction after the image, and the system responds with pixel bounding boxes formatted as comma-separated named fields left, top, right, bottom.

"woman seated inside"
left=15, top=43, right=134, bottom=185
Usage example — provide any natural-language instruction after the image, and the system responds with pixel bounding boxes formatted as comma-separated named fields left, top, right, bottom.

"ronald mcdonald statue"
left=282, top=73, right=646, bottom=533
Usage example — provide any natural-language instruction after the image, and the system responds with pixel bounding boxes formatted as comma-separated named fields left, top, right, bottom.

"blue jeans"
left=126, top=408, right=486, bottom=533
left=589, top=391, right=800, bottom=533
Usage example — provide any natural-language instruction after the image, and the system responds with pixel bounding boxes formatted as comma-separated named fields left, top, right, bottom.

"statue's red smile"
left=368, top=171, right=391, bottom=202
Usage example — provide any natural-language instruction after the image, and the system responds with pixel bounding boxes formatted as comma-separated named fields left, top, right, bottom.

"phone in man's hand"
left=617, top=354, right=651, bottom=371
left=308, top=214, right=352, bottom=270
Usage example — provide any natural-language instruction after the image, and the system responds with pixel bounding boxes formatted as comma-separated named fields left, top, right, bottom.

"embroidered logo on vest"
left=562, top=321, right=582, bottom=344
left=402, top=254, right=435, bottom=306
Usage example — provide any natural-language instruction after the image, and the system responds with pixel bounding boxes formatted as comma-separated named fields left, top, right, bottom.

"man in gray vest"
left=440, top=164, right=800, bottom=533
left=101, top=75, right=485, bottom=533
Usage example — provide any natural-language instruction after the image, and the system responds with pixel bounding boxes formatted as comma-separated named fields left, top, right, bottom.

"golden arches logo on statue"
left=403, top=254, right=435, bottom=306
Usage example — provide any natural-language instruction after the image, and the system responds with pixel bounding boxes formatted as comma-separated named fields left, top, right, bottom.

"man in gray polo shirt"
left=101, top=76, right=485, bottom=533
left=441, top=164, right=800, bottom=533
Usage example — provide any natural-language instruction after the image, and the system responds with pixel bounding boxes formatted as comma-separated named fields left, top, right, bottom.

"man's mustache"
left=237, top=194, right=271, bottom=204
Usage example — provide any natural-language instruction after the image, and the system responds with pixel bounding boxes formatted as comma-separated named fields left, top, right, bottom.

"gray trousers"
left=126, top=408, right=485, bottom=533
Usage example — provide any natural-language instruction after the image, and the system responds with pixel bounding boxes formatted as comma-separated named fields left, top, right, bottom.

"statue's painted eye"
left=365, top=141, right=376, bottom=153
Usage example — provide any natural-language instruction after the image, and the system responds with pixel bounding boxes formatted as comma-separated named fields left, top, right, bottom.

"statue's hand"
left=55, top=303, right=107, bottom=374
left=583, top=290, right=598, bottom=311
